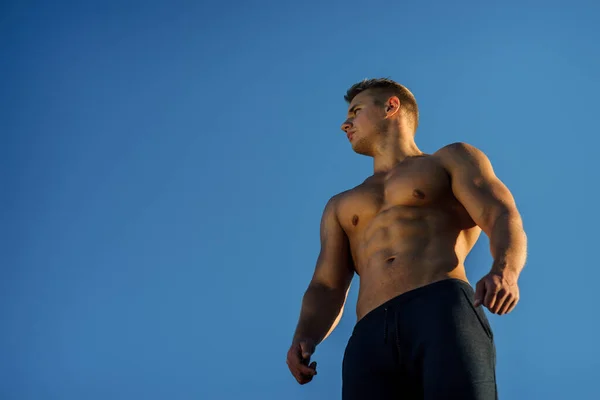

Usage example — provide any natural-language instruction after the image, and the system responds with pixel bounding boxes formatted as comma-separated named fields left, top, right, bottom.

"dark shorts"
left=342, top=278, right=497, bottom=400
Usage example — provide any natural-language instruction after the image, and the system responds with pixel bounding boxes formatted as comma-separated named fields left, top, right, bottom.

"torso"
left=336, top=155, right=481, bottom=320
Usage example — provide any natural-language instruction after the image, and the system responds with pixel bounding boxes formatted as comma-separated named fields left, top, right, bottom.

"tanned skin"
left=286, top=89, right=527, bottom=385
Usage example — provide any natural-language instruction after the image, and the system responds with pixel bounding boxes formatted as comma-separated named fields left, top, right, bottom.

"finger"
left=491, top=290, right=508, bottom=314
left=296, top=363, right=318, bottom=376
left=298, top=374, right=314, bottom=385
left=290, top=364, right=316, bottom=384
left=300, top=364, right=317, bottom=383
left=287, top=346, right=314, bottom=377
left=288, top=355, right=317, bottom=375
left=484, top=282, right=498, bottom=310
left=473, top=280, right=485, bottom=307
left=295, top=372, right=310, bottom=385
left=505, top=297, right=519, bottom=314
left=497, top=294, right=513, bottom=315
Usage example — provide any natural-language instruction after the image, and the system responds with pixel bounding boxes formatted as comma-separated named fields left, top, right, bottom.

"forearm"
left=293, top=283, right=347, bottom=345
left=489, top=210, right=527, bottom=277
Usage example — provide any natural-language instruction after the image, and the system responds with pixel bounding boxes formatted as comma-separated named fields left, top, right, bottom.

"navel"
left=413, top=189, right=425, bottom=200
left=352, top=215, right=359, bottom=226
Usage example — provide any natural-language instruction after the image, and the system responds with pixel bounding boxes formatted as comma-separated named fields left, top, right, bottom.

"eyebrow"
left=348, top=104, right=362, bottom=116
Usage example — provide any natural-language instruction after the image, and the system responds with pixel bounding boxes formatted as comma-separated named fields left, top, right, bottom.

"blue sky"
left=2, top=1, right=599, bottom=399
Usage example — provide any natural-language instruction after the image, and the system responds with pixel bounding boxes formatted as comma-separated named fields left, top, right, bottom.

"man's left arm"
left=437, top=142, right=528, bottom=315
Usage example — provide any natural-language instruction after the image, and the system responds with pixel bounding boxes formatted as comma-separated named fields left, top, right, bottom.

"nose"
left=341, top=120, right=352, bottom=133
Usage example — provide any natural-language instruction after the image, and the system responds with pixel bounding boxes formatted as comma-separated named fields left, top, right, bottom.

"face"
left=340, top=90, right=389, bottom=156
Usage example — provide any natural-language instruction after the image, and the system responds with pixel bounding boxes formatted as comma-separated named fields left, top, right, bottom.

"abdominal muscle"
left=351, top=205, right=475, bottom=321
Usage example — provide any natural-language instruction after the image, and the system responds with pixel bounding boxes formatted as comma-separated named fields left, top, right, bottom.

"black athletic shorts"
left=342, top=278, right=497, bottom=400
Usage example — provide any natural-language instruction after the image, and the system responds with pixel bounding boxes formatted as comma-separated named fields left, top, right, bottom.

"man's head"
left=341, top=78, right=419, bottom=156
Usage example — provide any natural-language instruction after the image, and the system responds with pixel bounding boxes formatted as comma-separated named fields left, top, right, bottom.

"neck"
left=372, top=124, right=422, bottom=173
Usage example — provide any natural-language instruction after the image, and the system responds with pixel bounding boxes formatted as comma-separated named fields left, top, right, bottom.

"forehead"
left=348, top=90, right=377, bottom=110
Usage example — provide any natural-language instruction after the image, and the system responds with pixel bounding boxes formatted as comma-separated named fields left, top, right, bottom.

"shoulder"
left=322, top=190, right=349, bottom=219
left=434, top=141, right=487, bottom=160
left=323, top=180, right=367, bottom=220
left=327, top=176, right=373, bottom=205
left=433, top=142, right=492, bottom=172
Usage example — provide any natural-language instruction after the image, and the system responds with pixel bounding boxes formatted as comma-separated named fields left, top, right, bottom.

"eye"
left=354, top=108, right=361, bottom=115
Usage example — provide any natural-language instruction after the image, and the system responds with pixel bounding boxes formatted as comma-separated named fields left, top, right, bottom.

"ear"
left=385, top=96, right=401, bottom=117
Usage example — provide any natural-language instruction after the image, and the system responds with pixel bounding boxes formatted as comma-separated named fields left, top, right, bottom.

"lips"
left=347, top=131, right=355, bottom=141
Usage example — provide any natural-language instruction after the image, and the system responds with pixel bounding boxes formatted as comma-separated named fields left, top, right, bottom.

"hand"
left=286, top=338, right=317, bottom=385
left=474, top=271, right=520, bottom=315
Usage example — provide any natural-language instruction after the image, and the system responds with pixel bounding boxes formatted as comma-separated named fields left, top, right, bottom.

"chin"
left=352, top=147, right=373, bottom=157
left=351, top=140, right=373, bottom=157
left=352, top=137, right=373, bottom=157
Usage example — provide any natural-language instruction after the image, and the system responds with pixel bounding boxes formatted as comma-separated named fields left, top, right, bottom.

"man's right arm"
left=287, top=195, right=354, bottom=384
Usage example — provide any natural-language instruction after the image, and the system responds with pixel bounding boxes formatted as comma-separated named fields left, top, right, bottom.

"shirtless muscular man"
left=286, top=78, right=527, bottom=399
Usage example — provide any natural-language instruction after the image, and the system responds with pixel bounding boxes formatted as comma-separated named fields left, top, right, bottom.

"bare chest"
left=337, top=157, right=454, bottom=232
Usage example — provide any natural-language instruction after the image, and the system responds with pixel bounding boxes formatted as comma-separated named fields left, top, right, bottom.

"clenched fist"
left=286, top=338, right=318, bottom=384
left=474, top=271, right=520, bottom=315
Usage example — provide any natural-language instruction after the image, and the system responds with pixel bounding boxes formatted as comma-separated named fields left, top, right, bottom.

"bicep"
left=310, top=197, right=354, bottom=291
left=452, top=171, right=517, bottom=232
left=442, top=143, right=519, bottom=234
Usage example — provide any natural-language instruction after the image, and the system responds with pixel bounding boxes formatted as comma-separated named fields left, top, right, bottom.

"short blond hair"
left=345, top=78, right=419, bottom=131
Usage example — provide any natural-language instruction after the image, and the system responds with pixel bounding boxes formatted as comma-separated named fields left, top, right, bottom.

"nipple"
left=412, top=189, right=425, bottom=199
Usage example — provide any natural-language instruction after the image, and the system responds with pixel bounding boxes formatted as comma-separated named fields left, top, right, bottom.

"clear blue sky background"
left=2, top=1, right=599, bottom=399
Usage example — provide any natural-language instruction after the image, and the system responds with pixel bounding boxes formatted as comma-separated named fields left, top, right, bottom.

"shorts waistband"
left=353, top=278, right=473, bottom=334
